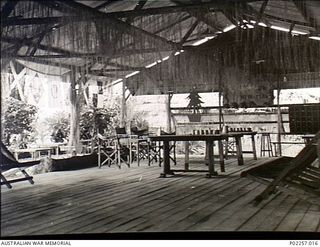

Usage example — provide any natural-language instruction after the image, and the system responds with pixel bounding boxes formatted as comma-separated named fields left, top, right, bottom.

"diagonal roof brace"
left=50, top=0, right=179, bottom=50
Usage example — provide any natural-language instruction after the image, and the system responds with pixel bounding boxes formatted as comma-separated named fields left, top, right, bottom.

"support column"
left=167, top=91, right=173, bottom=133
left=69, top=67, right=81, bottom=155
left=218, top=67, right=223, bottom=131
left=276, top=77, right=283, bottom=156
left=121, top=79, right=126, bottom=128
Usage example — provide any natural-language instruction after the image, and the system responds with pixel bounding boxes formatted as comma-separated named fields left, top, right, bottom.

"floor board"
left=1, top=157, right=319, bottom=237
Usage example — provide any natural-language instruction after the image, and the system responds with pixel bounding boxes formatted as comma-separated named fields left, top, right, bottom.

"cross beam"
left=50, top=0, right=178, bottom=49
left=293, top=0, right=319, bottom=31
left=3, top=1, right=258, bottom=27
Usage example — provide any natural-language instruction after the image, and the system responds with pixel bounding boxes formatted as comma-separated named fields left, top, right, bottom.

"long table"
left=149, top=133, right=244, bottom=178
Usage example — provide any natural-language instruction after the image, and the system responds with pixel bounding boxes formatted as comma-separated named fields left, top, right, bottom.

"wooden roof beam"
left=170, top=0, right=223, bottom=32
left=292, top=0, right=319, bottom=31
left=179, top=19, right=200, bottom=45
left=263, top=13, right=318, bottom=30
left=126, top=0, right=148, bottom=24
left=255, top=0, right=269, bottom=25
left=53, top=0, right=178, bottom=50
left=154, top=14, right=192, bottom=34
left=17, top=57, right=74, bottom=70
left=16, top=57, right=115, bottom=78
left=94, top=0, right=121, bottom=10
left=2, top=46, right=189, bottom=59
left=240, top=1, right=271, bottom=26
left=15, top=1, right=255, bottom=26
left=1, top=35, right=84, bottom=57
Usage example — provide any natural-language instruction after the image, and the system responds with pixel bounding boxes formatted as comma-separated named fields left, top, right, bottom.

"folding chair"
left=1, top=141, right=34, bottom=189
left=147, top=140, right=162, bottom=166
left=128, top=135, right=148, bottom=166
left=97, top=134, right=119, bottom=168
left=129, top=128, right=155, bottom=166
left=116, top=135, right=131, bottom=168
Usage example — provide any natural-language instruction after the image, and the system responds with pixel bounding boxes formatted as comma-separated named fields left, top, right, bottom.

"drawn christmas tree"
left=186, top=89, right=204, bottom=114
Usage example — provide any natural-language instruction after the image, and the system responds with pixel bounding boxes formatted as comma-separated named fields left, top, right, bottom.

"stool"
left=260, top=133, right=273, bottom=157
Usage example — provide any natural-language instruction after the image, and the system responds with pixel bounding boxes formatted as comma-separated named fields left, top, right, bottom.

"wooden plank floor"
left=1, top=157, right=319, bottom=238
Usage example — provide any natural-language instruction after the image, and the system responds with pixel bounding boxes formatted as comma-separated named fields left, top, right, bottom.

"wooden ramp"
left=1, top=157, right=319, bottom=238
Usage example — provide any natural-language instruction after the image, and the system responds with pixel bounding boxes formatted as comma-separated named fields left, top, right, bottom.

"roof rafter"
left=2, top=46, right=190, bottom=59
left=240, top=1, right=271, bottom=26
left=1, top=36, right=84, bottom=57
left=52, top=0, right=179, bottom=49
left=170, top=0, right=223, bottom=32
left=3, top=1, right=260, bottom=27
left=254, top=0, right=269, bottom=26
left=179, top=19, right=200, bottom=45
left=292, top=0, right=319, bottom=31
left=94, top=0, right=121, bottom=10
left=126, top=0, right=148, bottom=24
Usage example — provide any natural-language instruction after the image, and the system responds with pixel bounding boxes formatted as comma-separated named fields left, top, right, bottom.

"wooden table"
left=149, top=133, right=244, bottom=178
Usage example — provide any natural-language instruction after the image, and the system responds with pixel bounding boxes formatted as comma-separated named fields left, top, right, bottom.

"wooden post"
left=69, top=67, right=81, bottom=155
left=184, top=141, right=189, bottom=170
left=276, top=77, right=282, bottom=156
left=121, top=79, right=126, bottom=128
left=167, top=91, right=173, bottom=133
left=317, top=138, right=320, bottom=168
left=218, top=68, right=223, bottom=131
left=219, top=90, right=223, bottom=131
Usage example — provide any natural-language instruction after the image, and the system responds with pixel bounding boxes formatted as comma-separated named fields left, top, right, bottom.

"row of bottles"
left=191, top=126, right=253, bottom=135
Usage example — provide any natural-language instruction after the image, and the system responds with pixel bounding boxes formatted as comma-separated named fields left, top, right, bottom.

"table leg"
left=129, top=141, right=133, bottom=164
left=218, top=140, right=225, bottom=172
left=160, top=141, right=173, bottom=177
left=251, top=134, right=257, bottom=160
left=185, top=141, right=189, bottom=170
left=205, top=142, right=209, bottom=165
left=224, top=137, right=229, bottom=159
left=98, top=143, right=101, bottom=168
left=206, top=140, right=217, bottom=177
left=235, top=136, right=244, bottom=166
left=137, top=141, right=140, bottom=166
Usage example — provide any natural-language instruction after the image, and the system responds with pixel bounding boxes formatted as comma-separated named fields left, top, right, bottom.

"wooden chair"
left=242, top=131, right=320, bottom=206
left=1, top=141, right=34, bottom=189
left=97, top=134, right=119, bottom=168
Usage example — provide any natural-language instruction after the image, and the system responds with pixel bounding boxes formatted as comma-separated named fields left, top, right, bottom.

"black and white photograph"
left=1, top=0, right=320, bottom=241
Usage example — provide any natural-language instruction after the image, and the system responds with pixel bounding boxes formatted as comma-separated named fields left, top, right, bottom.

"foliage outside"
left=2, top=97, right=38, bottom=147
